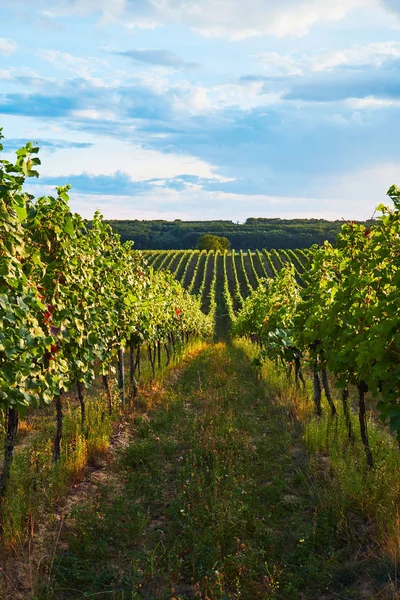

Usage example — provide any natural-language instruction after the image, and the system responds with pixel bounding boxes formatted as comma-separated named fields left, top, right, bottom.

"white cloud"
left=171, top=80, right=281, bottom=114
left=6, top=0, right=400, bottom=40
left=39, top=1, right=126, bottom=20
left=37, top=134, right=224, bottom=182
left=66, top=187, right=381, bottom=221
left=126, top=0, right=370, bottom=39
left=10, top=0, right=373, bottom=39
left=56, top=188, right=328, bottom=221
left=255, top=41, right=400, bottom=77
left=211, top=82, right=282, bottom=110
left=0, top=69, right=13, bottom=80
left=70, top=109, right=118, bottom=120
left=324, top=112, right=362, bottom=127
left=28, top=165, right=400, bottom=221
left=255, top=52, right=304, bottom=76
left=38, top=50, right=108, bottom=84
left=311, top=41, right=400, bottom=71
left=346, top=96, right=400, bottom=109
left=0, top=38, right=17, bottom=55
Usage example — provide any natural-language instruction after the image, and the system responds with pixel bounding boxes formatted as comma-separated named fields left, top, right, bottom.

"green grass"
left=1, top=338, right=398, bottom=598
left=35, top=342, right=383, bottom=600
left=0, top=339, right=203, bottom=578
left=240, top=341, right=400, bottom=599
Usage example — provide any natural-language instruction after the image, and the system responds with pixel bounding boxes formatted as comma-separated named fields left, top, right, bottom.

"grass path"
left=39, top=343, right=370, bottom=600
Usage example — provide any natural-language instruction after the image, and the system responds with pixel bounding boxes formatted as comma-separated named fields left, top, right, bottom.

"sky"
left=1, top=0, right=400, bottom=221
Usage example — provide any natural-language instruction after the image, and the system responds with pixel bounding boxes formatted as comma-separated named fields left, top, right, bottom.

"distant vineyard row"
left=142, top=248, right=310, bottom=316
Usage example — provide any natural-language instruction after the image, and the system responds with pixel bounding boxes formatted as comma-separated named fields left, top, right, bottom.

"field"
left=2, top=241, right=400, bottom=598
left=142, top=248, right=310, bottom=330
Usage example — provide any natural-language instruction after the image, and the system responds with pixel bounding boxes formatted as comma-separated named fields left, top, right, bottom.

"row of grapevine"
left=180, top=250, right=198, bottom=287
left=143, top=251, right=159, bottom=267
left=149, top=249, right=309, bottom=325
left=234, top=186, right=400, bottom=468
left=222, top=251, right=236, bottom=326
left=270, top=248, right=284, bottom=272
left=280, top=248, right=304, bottom=286
left=0, top=132, right=213, bottom=497
left=172, top=250, right=188, bottom=278
left=198, top=251, right=213, bottom=311
left=230, top=250, right=244, bottom=311
left=156, top=250, right=173, bottom=270
left=208, top=251, right=218, bottom=322
left=255, top=249, right=268, bottom=279
left=166, top=251, right=181, bottom=273
left=286, top=248, right=306, bottom=273
left=262, top=249, right=278, bottom=277
left=239, top=250, right=253, bottom=294
left=131, top=248, right=311, bottom=300
left=297, top=248, right=311, bottom=264
left=247, top=250, right=261, bottom=286
left=188, top=250, right=205, bottom=293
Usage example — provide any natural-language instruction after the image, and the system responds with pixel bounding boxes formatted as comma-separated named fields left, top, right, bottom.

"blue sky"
left=1, top=0, right=400, bottom=221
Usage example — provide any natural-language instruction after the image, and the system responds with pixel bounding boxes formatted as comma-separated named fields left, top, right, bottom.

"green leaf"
left=63, top=216, right=75, bottom=236
left=390, top=415, right=400, bottom=432
left=15, top=204, right=27, bottom=223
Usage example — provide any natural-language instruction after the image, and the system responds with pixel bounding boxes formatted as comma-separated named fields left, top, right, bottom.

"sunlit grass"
left=38, top=342, right=370, bottom=600
left=3, top=339, right=399, bottom=598
left=237, top=337, right=400, bottom=591
left=0, top=339, right=205, bottom=549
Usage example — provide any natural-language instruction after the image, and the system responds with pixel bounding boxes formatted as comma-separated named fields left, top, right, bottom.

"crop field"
left=142, top=248, right=310, bottom=320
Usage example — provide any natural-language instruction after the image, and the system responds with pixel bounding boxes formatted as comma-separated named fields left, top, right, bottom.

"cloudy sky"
left=1, top=0, right=400, bottom=220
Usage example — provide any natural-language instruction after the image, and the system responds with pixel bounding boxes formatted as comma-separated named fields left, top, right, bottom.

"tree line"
left=105, top=217, right=373, bottom=250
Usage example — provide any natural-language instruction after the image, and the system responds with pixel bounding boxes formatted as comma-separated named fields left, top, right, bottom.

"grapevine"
left=188, top=250, right=205, bottom=294
left=180, top=250, right=198, bottom=288
left=230, top=250, right=244, bottom=312
left=247, top=250, right=261, bottom=285
left=222, top=251, right=236, bottom=326
left=255, top=249, right=268, bottom=279
left=262, top=249, right=278, bottom=277
left=239, top=250, right=253, bottom=295
left=235, top=187, right=400, bottom=467
left=0, top=132, right=212, bottom=493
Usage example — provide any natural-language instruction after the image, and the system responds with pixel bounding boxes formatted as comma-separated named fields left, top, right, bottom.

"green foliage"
left=234, top=267, right=301, bottom=365
left=197, top=233, right=230, bottom=252
left=239, top=249, right=253, bottom=294
left=0, top=128, right=56, bottom=412
left=107, top=217, right=373, bottom=251
left=0, top=129, right=213, bottom=461
left=148, top=248, right=308, bottom=331
left=235, top=186, right=400, bottom=439
left=222, top=251, right=236, bottom=327
left=231, top=249, right=244, bottom=309
left=294, top=199, right=400, bottom=434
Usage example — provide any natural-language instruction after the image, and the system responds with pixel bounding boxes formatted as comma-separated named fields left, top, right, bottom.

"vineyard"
left=142, top=214, right=400, bottom=474
left=2, top=132, right=400, bottom=598
left=142, top=247, right=310, bottom=326
left=0, top=131, right=212, bottom=548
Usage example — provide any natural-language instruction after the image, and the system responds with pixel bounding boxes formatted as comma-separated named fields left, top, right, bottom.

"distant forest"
left=105, top=217, right=372, bottom=250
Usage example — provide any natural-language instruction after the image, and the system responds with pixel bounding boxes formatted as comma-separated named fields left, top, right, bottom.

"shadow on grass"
left=36, top=343, right=392, bottom=600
